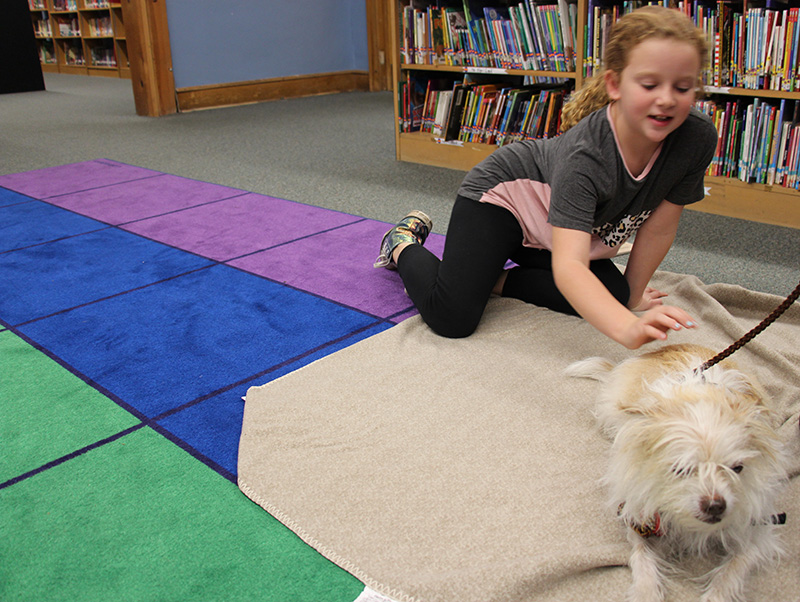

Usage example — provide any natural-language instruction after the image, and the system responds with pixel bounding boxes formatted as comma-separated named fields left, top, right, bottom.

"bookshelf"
left=28, top=0, right=130, bottom=78
left=390, top=1, right=800, bottom=230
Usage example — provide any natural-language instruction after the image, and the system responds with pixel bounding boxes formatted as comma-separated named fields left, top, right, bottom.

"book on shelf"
left=54, top=14, right=80, bottom=37
left=37, top=41, right=56, bottom=64
left=32, top=13, right=52, bottom=37
left=445, top=80, right=471, bottom=140
left=63, top=39, right=85, bottom=65
left=399, top=76, right=428, bottom=133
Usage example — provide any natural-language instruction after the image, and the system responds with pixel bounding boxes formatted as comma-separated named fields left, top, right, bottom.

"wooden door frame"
left=121, top=0, right=177, bottom=116
left=365, top=0, right=394, bottom=92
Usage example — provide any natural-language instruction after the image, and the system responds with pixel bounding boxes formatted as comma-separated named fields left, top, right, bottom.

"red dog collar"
left=618, top=503, right=665, bottom=538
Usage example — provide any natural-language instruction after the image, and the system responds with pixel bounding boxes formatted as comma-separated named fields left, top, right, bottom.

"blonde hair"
left=560, top=6, right=708, bottom=132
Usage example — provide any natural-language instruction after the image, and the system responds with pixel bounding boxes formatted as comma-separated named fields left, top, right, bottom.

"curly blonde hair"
left=560, top=6, right=708, bottom=132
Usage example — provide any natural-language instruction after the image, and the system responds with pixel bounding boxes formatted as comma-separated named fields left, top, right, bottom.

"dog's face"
left=620, top=386, right=771, bottom=532
left=607, top=355, right=785, bottom=537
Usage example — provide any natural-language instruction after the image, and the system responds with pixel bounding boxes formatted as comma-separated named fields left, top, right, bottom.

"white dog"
left=566, top=344, right=787, bottom=602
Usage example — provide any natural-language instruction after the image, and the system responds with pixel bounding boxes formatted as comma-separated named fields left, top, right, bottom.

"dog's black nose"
left=700, top=495, right=726, bottom=522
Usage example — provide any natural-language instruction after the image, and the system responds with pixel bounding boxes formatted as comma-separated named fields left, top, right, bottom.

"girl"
left=375, top=6, right=717, bottom=350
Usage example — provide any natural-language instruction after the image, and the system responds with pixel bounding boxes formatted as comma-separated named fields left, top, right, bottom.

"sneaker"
left=373, top=210, right=432, bottom=269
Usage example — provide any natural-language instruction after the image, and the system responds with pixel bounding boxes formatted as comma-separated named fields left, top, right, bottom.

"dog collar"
left=618, top=504, right=786, bottom=538
left=618, top=503, right=665, bottom=538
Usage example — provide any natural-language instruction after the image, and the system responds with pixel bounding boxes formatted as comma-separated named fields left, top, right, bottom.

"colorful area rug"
left=0, top=159, right=444, bottom=601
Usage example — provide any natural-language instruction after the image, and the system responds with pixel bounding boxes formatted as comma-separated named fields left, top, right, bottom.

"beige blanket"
left=238, top=272, right=799, bottom=602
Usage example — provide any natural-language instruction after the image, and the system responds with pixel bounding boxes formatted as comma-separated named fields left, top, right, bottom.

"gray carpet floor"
left=2, top=72, right=798, bottom=297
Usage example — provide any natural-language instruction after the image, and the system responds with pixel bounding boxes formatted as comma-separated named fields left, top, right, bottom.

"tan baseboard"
left=175, top=70, right=370, bottom=112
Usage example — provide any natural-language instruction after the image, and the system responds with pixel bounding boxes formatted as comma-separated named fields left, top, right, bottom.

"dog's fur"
left=566, top=344, right=787, bottom=602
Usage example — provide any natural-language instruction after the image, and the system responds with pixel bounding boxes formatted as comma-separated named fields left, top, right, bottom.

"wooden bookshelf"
left=390, top=1, right=800, bottom=230
left=28, top=0, right=129, bottom=79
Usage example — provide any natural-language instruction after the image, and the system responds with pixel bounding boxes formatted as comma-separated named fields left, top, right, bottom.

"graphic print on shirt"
left=593, top=209, right=652, bottom=248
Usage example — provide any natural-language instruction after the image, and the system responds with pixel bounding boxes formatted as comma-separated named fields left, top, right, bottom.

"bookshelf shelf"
left=401, top=62, right=578, bottom=80
left=27, top=0, right=129, bottom=79
left=391, top=0, right=800, bottom=230
left=398, top=130, right=496, bottom=171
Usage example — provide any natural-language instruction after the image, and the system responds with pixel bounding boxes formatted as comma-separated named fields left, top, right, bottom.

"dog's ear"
left=564, top=357, right=614, bottom=381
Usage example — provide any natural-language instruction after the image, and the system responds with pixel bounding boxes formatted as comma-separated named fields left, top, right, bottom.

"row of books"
left=52, top=0, right=78, bottom=11
left=697, top=98, right=800, bottom=190
left=584, top=1, right=666, bottom=77
left=400, top=75, right=567, bottom=146
left=32, top=36, right=117, bottom=68
left=32, top=12, right=116, bottom=38
left=692, top=4, right=800, bottom=92
left=85, top=15, right=113, bottom=37
left=89, top=44, right=117, bottom=67
left=587, top=1, right=800, bottom=92
left=400, top=1, right=578, bottom=74
left=32, top=0, right=112, bottom=11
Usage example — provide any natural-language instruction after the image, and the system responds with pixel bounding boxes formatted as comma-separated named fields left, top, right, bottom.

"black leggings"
left=396, top=196, right=630, bottom=338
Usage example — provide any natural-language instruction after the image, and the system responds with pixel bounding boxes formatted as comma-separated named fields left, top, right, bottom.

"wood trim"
left=389, top=0, right=401, bottom=159
left=175, top=71, right=370, bottom=112
left=693, top=177, right=800, bottom=229
left=121, top=0, right=177, bottom=116
left=398, top=132, right=494, bottom=171
left=365, top=0, right=393, bottom=91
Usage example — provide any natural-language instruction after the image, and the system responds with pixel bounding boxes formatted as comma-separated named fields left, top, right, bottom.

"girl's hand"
left=628, top=286, right=668, bottom=312
left=618, top=305, right=697, bottom=349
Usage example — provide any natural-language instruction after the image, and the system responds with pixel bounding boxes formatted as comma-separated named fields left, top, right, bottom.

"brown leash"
left=695, top=279, right=800, bottom=374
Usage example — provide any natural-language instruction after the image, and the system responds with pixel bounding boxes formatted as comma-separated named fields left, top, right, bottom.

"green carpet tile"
left=0, top=425, right=363, bottom=601
left=0, top=330, right=140, bottom=483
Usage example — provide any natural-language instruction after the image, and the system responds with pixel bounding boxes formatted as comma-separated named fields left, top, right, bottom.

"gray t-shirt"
left=457, top=106, right=717, bottom=256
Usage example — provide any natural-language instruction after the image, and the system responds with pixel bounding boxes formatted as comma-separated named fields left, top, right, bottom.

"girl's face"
left=605, top=37, right=700, bottom=149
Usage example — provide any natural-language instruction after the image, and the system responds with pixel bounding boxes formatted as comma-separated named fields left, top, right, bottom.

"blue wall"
left=165, top=0, right=369, bottom=89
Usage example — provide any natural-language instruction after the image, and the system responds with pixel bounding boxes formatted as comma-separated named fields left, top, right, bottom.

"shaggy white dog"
left=566, top=344, right=787, bottom=602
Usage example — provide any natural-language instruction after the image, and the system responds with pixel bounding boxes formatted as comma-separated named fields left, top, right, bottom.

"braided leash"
left=695, top=279, right=800, bottom=374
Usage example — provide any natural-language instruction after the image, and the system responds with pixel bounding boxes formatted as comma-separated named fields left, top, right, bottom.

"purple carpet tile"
left=229, top=219, right=446, bottom=319
left=122, top=193, right=362, bottom=262
left=45, top=174, right=246, bottom=225
left=0, top=160, right=160, bottom=199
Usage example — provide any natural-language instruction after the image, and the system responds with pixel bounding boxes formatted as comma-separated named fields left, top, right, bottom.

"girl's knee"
left=424, top=310, right=482, bottom=339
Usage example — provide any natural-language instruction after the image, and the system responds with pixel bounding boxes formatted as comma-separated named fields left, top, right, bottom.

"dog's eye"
left=672, top=465, right=693, bottom=478
left=732, top=464, right=744, bottom=474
